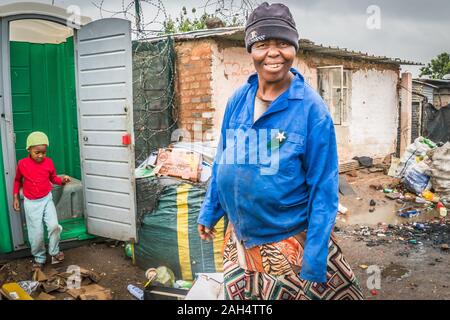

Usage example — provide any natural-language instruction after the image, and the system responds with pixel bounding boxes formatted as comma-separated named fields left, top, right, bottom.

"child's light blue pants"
left=24, top=192, right=62, bottom=264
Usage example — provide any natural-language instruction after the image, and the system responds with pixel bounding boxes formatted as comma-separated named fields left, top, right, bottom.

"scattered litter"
left=369, top=167, right=384, bottom=173
left=18, top=281, right=40, bottom=295
left=382, top=263, right=410, bottom=279
left=429, top=142, right=450, bottom=197
left=36, top=292, right=56, bottom=300
left=144, top=266, right=175, bottom=288
left=352, top=156, right=373, bottom=168
left=1, top=283, right=33, bottom=300
left=174, top=280, right=193, bottom=289
left=437, top=202, right=448, bottom=218
left=385, top=192, right=402, bottom=200
left=127, top=284, right=144, bottom=300
left=339, top=175, right=356, bottom=196
left=185, top=273, right=224, bottom=300
left=338, top=203, right=348, bottom=214
left=395, top=137, right=436, bottom=179
left=359, top=265, right=369, bottom=270
left=153, top=148, right=202, bottom=182
left=388, top=157, right=400, bottom=177
left=341, top=219, right=449, bottom=249
left=67, top=284, right=112, bottom=300
left=32, top=268, right=48, bottom=282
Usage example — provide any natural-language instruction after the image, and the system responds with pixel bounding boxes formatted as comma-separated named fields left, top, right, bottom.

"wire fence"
left=94, top=0, right=257, bottom=164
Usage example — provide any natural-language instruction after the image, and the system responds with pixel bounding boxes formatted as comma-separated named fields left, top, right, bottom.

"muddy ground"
left=1, top=170, right=449, bottom=300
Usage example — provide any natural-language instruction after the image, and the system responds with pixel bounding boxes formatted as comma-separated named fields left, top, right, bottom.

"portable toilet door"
left=0, top=14, right=137, bottom=251
left=74, top=18, right=137, bottom=242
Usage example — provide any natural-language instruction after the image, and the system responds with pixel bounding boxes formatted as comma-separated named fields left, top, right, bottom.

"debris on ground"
left=338, top=203, right=348, bottom=214
left=353, top=156, right=374, bottom=168
left=381, top=263, right=410, bottom=279
left=0, top=263, right=111, bottom=300
left=67, top=284, right=112, bottom=300
left=336, top=218, right=450, bottom=249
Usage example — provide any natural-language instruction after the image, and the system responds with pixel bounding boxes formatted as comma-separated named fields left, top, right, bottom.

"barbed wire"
left=93, top=0, right=257, bottom=164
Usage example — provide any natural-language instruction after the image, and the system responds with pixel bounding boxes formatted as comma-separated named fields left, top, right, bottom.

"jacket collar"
left=247, top=67, right=305, bottom=100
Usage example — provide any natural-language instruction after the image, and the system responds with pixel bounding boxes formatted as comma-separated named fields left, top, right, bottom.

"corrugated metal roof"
left=144, top=27, right=422, bottom=66
left=414, top=78, right=450, bottom=89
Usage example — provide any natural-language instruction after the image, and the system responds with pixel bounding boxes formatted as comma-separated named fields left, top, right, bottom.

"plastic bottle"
left=398, top=209, right=419, bottom=218
left=420, top=137, right=436, bottom=149
left=127, top=284, right=144, bottom=300
left=437, top=202, right=447, bottom=218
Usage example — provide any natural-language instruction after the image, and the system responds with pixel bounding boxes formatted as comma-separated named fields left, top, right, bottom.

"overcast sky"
left=1, top=0, right=449, bottom=77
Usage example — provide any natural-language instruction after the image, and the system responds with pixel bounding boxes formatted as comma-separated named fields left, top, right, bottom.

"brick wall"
left=175, top=40, right=215, bottom=142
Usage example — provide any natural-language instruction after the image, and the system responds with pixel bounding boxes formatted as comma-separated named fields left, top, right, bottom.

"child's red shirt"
left=13, top=156, right=63, bottom=200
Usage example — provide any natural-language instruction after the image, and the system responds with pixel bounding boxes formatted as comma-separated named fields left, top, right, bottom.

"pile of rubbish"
left=133, top=142, right=225, bottom=282
left=0, top=265, right=111, bottom=300
left=336, top=218, right=450, bottom=250
left=382, top=137, right=450, bottom=221
left=127, top=265, right=223, bottom=300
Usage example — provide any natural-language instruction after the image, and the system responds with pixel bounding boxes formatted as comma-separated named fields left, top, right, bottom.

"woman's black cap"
left=245, top=2, right=299, bottom=52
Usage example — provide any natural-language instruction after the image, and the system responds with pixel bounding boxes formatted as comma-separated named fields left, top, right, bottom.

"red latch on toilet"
left=122, top=133, right=132, bottom=145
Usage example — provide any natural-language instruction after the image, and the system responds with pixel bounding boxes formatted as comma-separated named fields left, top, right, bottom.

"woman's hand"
left=13, top=196, right=20, bottom=212
left=62, top=176, right=71, bottom=185
left=197, top=224, right=217, bottom=241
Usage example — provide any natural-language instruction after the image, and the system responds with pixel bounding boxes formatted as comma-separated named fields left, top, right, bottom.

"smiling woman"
left=197, top=2, right=364, bottom=300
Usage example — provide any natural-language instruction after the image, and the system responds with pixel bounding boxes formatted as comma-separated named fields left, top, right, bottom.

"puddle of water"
left=339, top=200, right=439, bottom=226
left=382, top=263, right=410, bottom=279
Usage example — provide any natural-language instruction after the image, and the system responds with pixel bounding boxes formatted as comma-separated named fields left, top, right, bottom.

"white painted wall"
left=210, top=43, right=400, bottom=162
left=345, top=69, right=399, bottom=162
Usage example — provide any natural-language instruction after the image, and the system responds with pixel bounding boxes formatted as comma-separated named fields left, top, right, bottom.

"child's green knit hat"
left=26, top=131, right=49, bottom=150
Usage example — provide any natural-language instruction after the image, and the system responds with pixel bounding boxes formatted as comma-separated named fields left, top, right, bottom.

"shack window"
left=318, top=66, right=351, bottom=125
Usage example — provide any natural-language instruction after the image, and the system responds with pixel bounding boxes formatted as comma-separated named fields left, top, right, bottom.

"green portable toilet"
left=0, top=4, right=138, bottom=253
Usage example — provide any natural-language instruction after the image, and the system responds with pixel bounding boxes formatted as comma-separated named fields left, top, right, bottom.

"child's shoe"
left=51, top=252, right=64, bottom=265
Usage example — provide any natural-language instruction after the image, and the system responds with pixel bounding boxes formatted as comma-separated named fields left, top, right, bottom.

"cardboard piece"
left=32, top=268, right=48, bottom=282
left=80, top=268, right=102, bottom=283
left=67, top=284, right=112, bottom=300
left=154, top=148, right=202, bottom=182
left=185, top=273, right=224, bottom=300
left=36, top=292, right=56, bottom=300
left=42, top=277, right=65, bottom=294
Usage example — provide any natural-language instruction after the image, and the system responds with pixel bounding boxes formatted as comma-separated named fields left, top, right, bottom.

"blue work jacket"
left=198, top=68, right=339, bottom=282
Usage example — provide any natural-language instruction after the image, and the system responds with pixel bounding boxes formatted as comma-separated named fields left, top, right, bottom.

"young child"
left=13, top=131, right=71, bottom=270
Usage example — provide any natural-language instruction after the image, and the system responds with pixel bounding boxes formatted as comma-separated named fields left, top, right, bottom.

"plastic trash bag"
left=395, top=137, right=436, bottom=179
left=402, top=160, right=431, bottom=195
